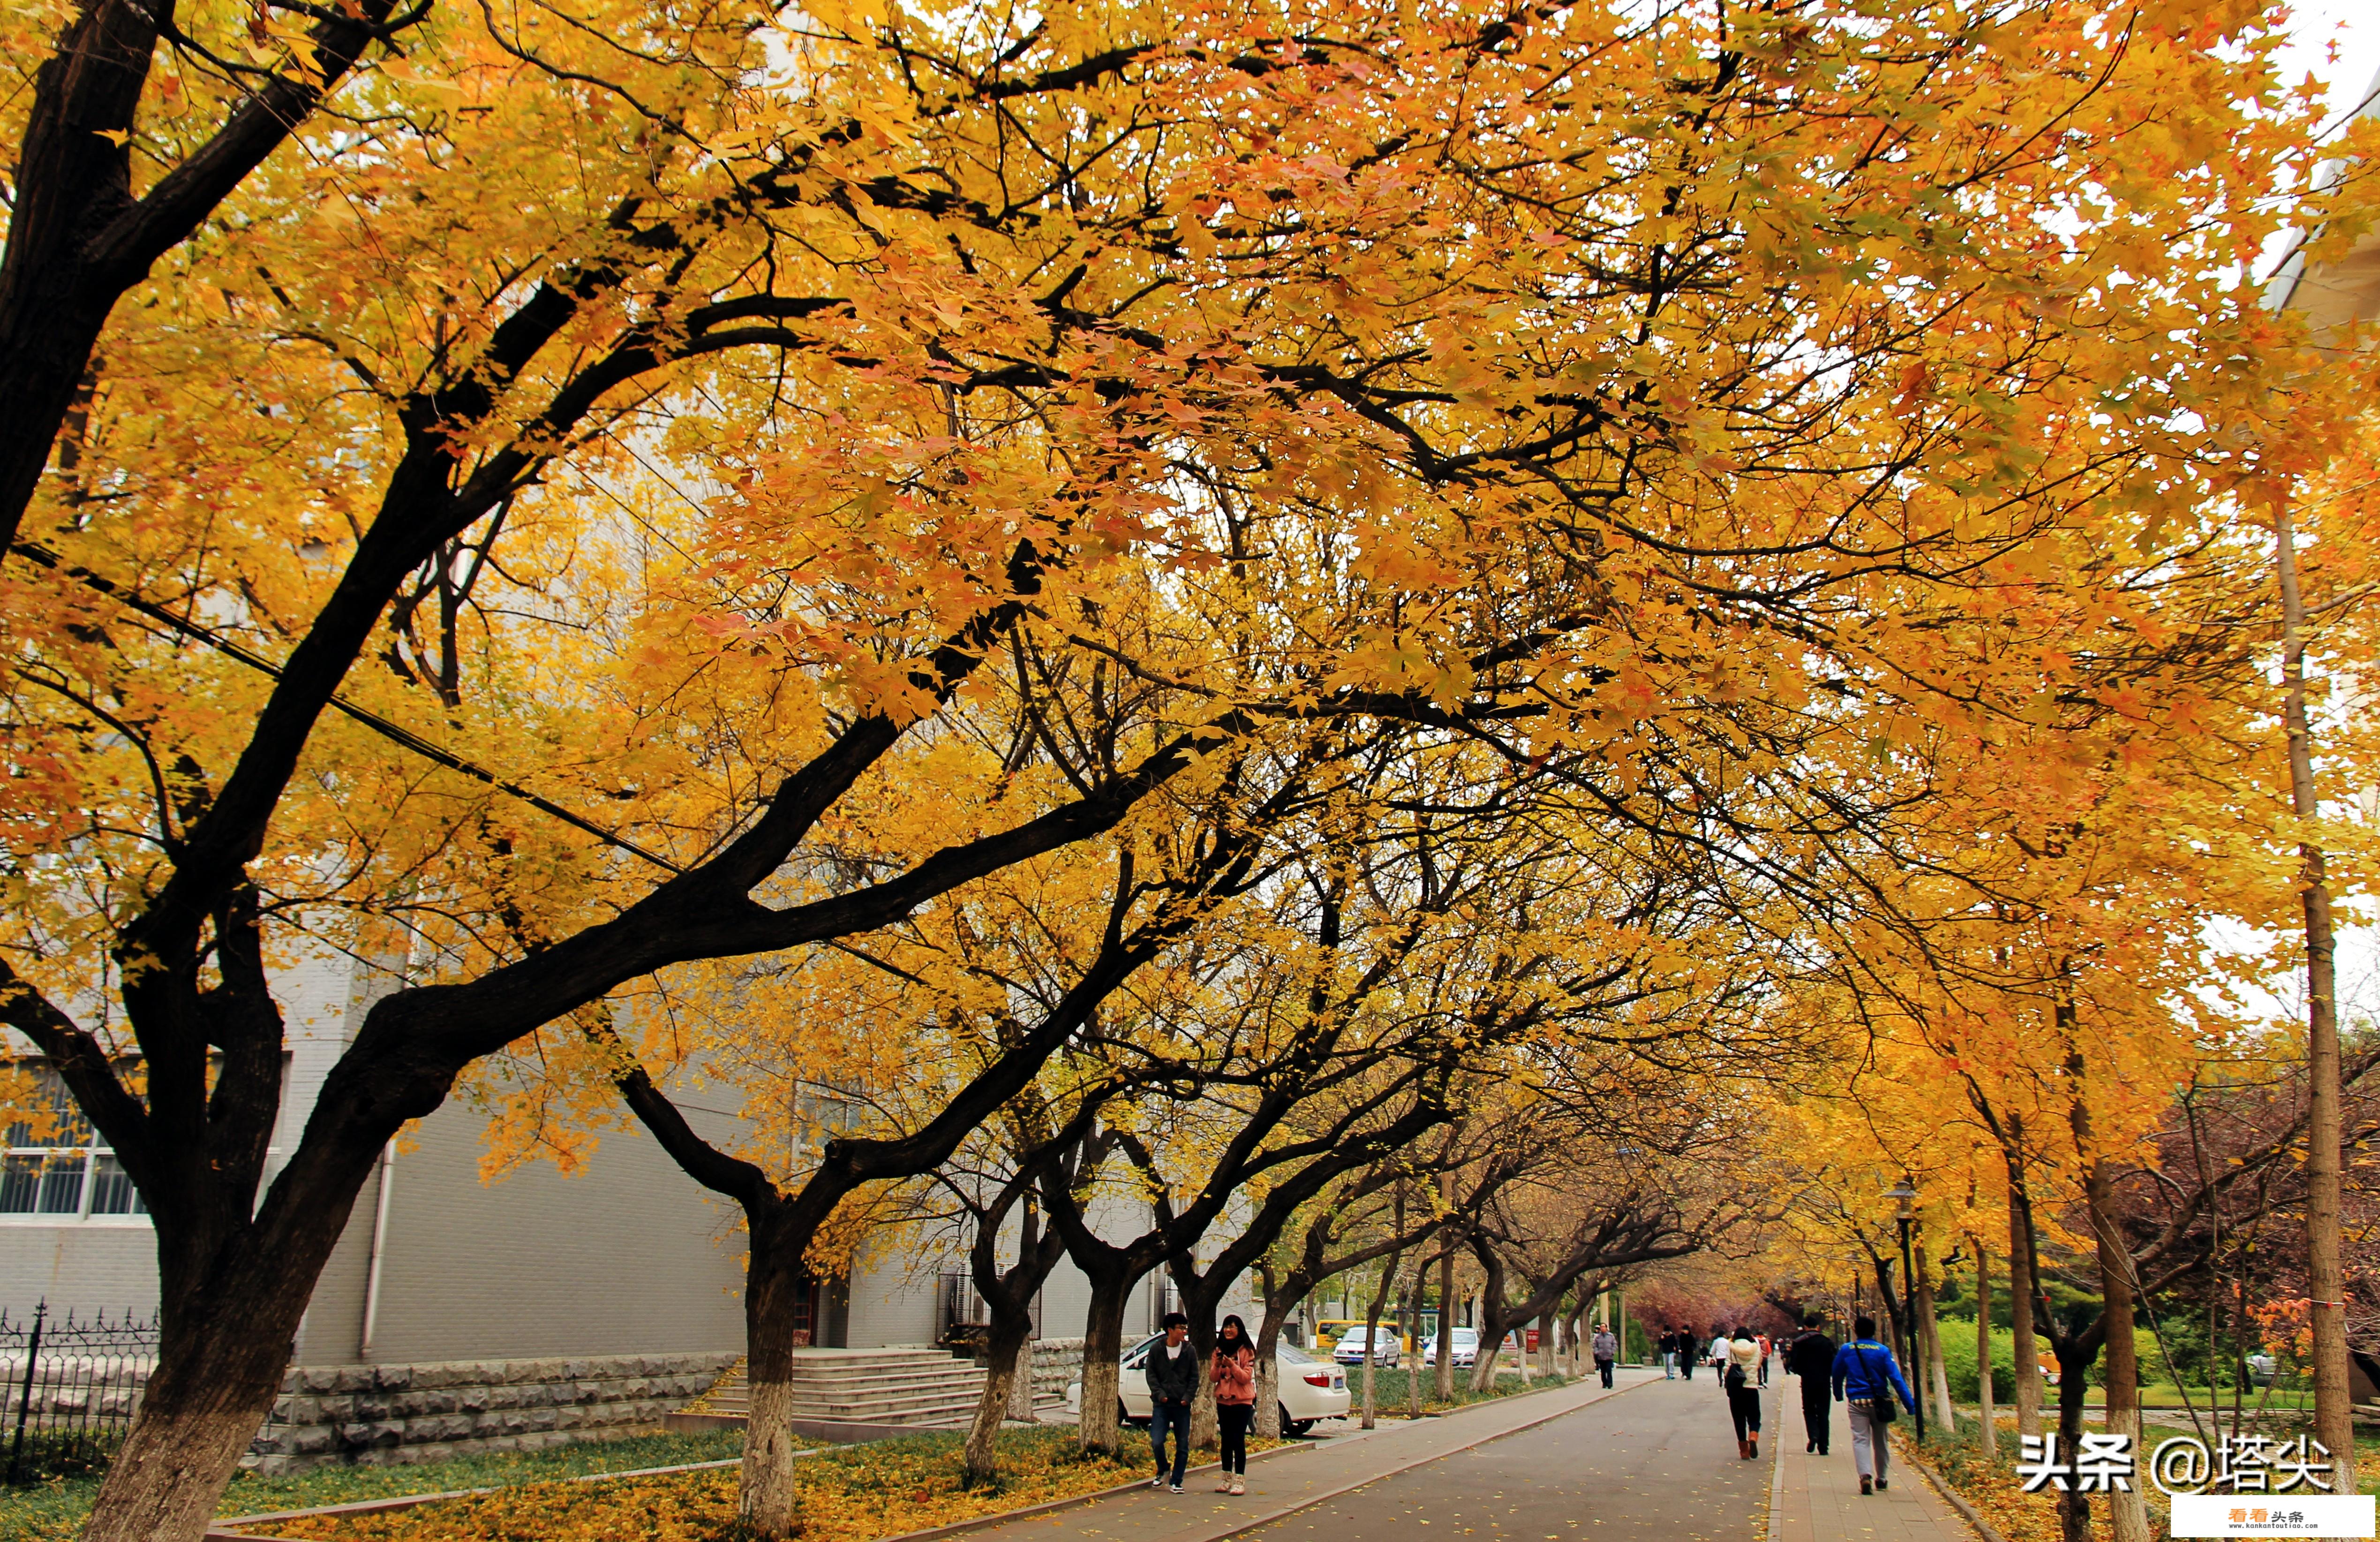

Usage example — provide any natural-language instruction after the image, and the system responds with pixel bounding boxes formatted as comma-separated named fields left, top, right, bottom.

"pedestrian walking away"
left=1709, top=1327, right=1731, bottom=1395
left=1724, top=1326, right=1764, bottom=1458
left=1756, top=1331, right=1771, bottom=1387
left=1677, top=1326, right=1695, bottom=1381
left=1784, top=1310, right=1837, bottom=1455
left=1590, top=1323, right=1618, bottom=1389
left=1830, top=1314, right=1918, bottom=1496
left=1145, top=1311, right=1200, bottom=1492
left=1210, top=1314, right=1257, bottom=1494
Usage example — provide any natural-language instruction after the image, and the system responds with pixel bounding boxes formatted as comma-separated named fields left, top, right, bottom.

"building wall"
left=325, top=1095, right=749, bottom=1365
left=9, top=939, right=1250, bottom=1367
left=1, top=935, right=364, bottom=1326
left=0, top=1223, right=158, bottom=1323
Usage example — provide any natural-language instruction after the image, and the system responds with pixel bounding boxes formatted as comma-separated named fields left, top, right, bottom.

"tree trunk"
left=2054, top=1337, right=2097, bottom=1542
left=1361, top=1262, right=1393, bottom=1430
left=1187, top=1308, right=1219, bottom=1451
left=78, top=1263, right=313, bottom=1542
left=1434, top=1247, right=1456, bottom=1401
left=2274, top=497, right=2357, bottom=1494
left=1077, top=1273, right=1134, bottom=1456
left=1467, top=1247, right=1508, bottom=1394
left=2007, top=1160, right=2045, bottom=1440
left=82, top=1137, right=381, bottom=1542
left=1009, top=1335, right=1038, bottom=1422
left=1914, top=1245, right=1955, bottom=1435
left=1975, top=1243, right=1998, bottom=1456
left=1254, top=1292, right=1293, bottom=1440
left=739, top=1236, right=811, bottom=1539
left=1537, top=1309, right=1556, bottom=1380
left=1403, top=1282, right=1425, bottom=1417
left=2087, top=1158, right=2151, bottom=1542
left=966, top=1313, right=1034, bottom=1486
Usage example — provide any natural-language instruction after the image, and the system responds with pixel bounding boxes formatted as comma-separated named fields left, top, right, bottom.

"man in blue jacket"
left=1144, top=1312, right=1201, bottom=1493
left=1831, top=1316, right=1918, bottom=1496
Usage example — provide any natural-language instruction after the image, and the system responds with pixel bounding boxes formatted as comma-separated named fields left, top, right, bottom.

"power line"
left=8, top=540, right=685, bottom=875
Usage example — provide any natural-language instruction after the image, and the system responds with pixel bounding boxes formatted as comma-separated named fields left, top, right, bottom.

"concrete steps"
left=667, top=1348, right=1067, bottom=1439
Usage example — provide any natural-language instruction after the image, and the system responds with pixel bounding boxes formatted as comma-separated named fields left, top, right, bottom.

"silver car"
left=1330, top=1325, right=1403, bottom=1368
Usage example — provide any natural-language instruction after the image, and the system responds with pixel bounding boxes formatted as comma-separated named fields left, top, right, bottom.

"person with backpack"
left=1145, top=1312, right=1200, bottom=1493
left=1724, top=1327, right=1764, bottom=1458
left=1784, top=1311, right=1838, bottom=1454
left=1830, top=1315, right=1918, bottom=1495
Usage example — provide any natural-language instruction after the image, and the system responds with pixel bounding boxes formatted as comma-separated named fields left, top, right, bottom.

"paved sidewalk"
left=957, top=1369, right=1665, bottom=1542
left=1769, top=1392, right=1980, bottom=1542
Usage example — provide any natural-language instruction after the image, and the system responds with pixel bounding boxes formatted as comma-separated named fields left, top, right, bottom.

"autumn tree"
left=2, top=0, right=2347, bottom=1536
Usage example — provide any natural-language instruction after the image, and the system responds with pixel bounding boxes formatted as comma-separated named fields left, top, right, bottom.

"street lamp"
left=1885, top=1178, right=1925, bottom=1444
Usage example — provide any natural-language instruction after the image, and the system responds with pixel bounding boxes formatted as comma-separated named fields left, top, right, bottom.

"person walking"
left=1784, top=1311, right=1838, bottom=1454
left=1591, top=1323, right=1619, bottom=1389
left=1756, top=1331, right=1772, bottom=1387
left=1211, top=1315, right=1258, bottom=1495
left=1659, top=1329, right=1677, bottom=1380
left=1831, top=1315, right=1918, bottom=1496
left=1710, top=1327, right=1732, bottom=1396
left=1678, top=1327, right=1695, bottom=1381
left=1145, top=1312, right=1200, bottom=1493
left=1725, top=1327, right=1764, bottom=1458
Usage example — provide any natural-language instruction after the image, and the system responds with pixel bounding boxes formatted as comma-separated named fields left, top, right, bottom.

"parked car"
left=1065, top=1335, right=1354, bottom=1436
left=1313, top=1319, right=1371, bottom=1354
left=1330, top=1324, right=1404, bottom=1368
left=1418, top=1327, right=1482, bottom=1368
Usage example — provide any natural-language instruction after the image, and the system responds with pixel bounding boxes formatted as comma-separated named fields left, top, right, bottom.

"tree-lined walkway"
left=959, top=1371, right=1988, bottom=1542
left=961, top=1371, right=1662, bottom=1542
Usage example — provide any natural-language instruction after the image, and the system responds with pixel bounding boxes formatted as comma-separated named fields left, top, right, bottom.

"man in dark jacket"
left=1785, top=1311, right=1838, bottom=1454
left=1144, top=1312, right=1200, bottom=1491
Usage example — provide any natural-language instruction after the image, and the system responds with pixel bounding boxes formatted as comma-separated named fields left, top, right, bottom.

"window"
left=2, top=1066, right=145, bottom=1222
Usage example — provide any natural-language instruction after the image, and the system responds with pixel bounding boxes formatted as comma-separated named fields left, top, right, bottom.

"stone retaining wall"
left=246, top=1352, right=739, bottom=1474
left=1027, top=1337, right=1085, bottom=1406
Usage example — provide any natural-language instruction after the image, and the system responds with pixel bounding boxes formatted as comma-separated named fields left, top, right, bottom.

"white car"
left=1330, top=1325, right=1403, bottom=1368
left=1065, top=1334, right=1353, bottom=1436
left=1417, top=1327, right=1482, bottom=1368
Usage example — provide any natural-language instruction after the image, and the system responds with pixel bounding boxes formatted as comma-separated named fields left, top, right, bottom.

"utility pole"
left=2273, top=497, right=2356, bottom=1494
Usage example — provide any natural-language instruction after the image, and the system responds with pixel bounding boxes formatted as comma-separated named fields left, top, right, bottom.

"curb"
left=1898, top=1443, right=2013, bottom=1542
left=1766, top=1382, right=1787, bottom=1542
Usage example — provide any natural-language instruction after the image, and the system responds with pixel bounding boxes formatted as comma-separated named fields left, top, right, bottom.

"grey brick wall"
left=247, top=1351, right=738, bottom=1474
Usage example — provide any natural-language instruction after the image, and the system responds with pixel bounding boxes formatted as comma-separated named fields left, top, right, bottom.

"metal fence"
left=2, top=1302, right=157, bottom=1484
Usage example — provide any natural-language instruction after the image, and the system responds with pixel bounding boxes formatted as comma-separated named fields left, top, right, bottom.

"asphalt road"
left=1244, top=1372, right=1782, bottom=1542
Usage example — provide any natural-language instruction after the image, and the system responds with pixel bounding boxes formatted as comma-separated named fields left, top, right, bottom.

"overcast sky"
left=2279, top=0, right=2380, bottom=133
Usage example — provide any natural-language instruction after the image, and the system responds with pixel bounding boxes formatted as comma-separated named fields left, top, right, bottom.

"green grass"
left=1331, top=1366, right=1571, bottom=1415
left=0, top=1428, right=746, bottom=1542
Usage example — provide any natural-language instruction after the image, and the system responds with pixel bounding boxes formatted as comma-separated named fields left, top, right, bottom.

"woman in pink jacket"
left=1211, top=1315, right=1258, bottom=1494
